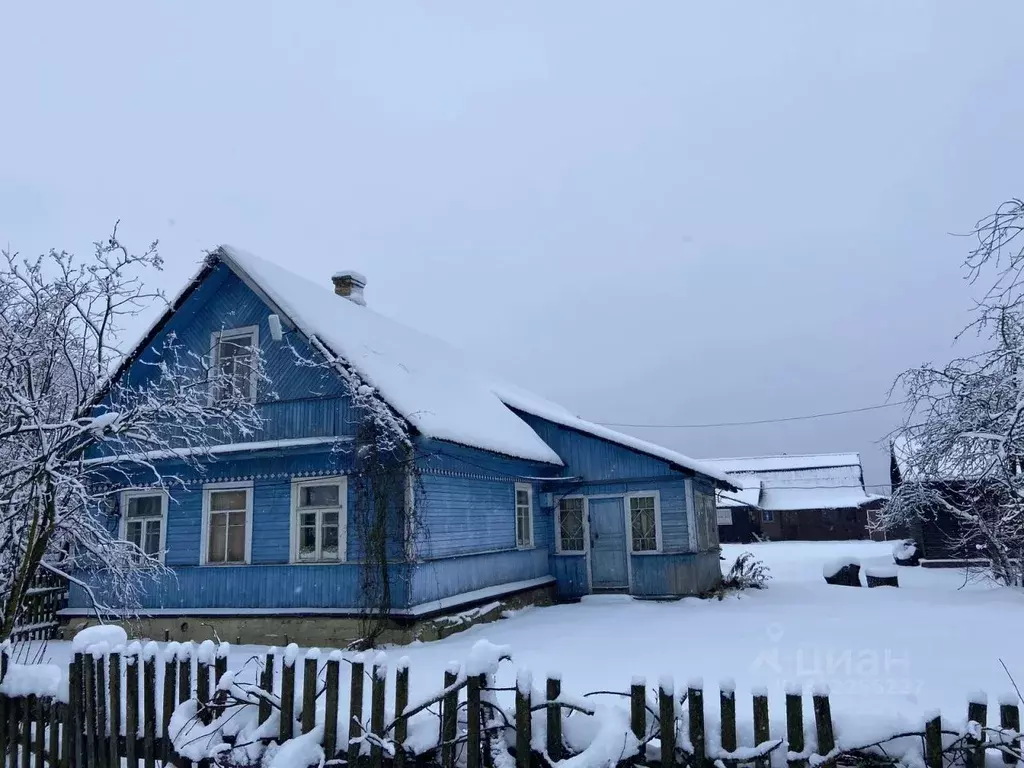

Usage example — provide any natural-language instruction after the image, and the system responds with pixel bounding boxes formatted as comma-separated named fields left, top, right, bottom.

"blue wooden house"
left=64, top=247, right=735, bottom=643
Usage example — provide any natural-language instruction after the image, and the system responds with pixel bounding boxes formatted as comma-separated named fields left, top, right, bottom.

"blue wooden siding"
left=629, top=551, right=722, bottom=597
left=118, top=262, right=357, bottom=445
left=68, top=562, right=410, bottom=611
left=514, top=411, right=687, bottom=482
left=551, top=555, right=588, bottom=599
left=544, top=479, right=692, bottom=554
left=412, top=438, right=558, bottom=559
left=408, top=548, right=549, bottom=606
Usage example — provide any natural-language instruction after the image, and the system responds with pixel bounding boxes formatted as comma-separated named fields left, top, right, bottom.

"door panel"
left=588, top=497, right=628, bottom=590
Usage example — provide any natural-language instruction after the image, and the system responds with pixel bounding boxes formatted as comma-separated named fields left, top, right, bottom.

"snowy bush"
left=720, top=551, right=771, bottom=592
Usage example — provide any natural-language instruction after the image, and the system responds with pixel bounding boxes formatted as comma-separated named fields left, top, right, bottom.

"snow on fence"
left=1, top=570, right=68, bottom=644
left=1, top=636, right=1022, bottom=768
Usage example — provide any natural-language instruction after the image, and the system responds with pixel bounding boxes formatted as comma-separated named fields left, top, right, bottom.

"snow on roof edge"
left=495, top=388, right=738, bottom=488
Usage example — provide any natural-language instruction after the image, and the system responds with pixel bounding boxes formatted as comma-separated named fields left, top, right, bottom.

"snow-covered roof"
left=701, top=453, right=861, bottom=474
left=208, top=246, right=733, bottom=484
left=717, top=478, right=762, bottom=508
left=704, top=453, right=883, bottom=511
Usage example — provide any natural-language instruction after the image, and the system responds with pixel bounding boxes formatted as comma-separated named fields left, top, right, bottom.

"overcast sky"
left=3, top=2, right=1023, bottom=489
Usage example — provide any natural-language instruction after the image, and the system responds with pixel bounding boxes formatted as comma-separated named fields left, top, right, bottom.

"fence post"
left=302, top=649, right=320, bottom=735
left=0, top=643, right=7, bottom=763
left=69, top=651, right=84, bottom=768
left=258, top=648, right=275, bottom=726
left=176, top=643, right=192, bottom=706
left=125, top=645, right=139, bottom=768
left=546, top=674, right=562, bottom=762
left=370, top=656, right=387, bottom=768
left=812, top=686, right=834, bottom=758
left=196, top=640, right=214, bottom=720
left=925, top=713, right=943, bottom=768
left=109, top=649, right=122, bottom=768
left=348, top=655, right=364, bottom=768
left=968, top=696, right=988, bottom=768
left=659, top=677, right=676, bottom=768
left=215, top=643, right=229, bottom=687
left=999, top=695, right=1020, bottom=765
left=785, top=684, right=805, bottom=768
left=20, top=695, right=32, bottom=768
left=441, top=665, right=458, bottom=768
left=753, top=688, right=770, bottom=768
left=33, top=696, right=45, bottom=768
left=94, top=651, right=109, bottom=768
left=688, top=679, right=705, bottom=768
left=630, top=677, right=646, bottom=757
left=162, top=643, right=178, bottom=763
left=324, top=652, right=341, bottom=762
left=48, top=700, right=60, bottom=768
left=7, top=696, right=20, bottom=768
left=142, top=643, right=158, bottom=768
left=280, top=644, right=298, bottom=743
left=466, top=673, right=481, bottom=768
left=394, top=658, right=410, bottom=768
left=515, top=670, right=532, bottom=768
left=84, top=652, right=98, bottom=768
left=720, top=680, right=737, bottom=761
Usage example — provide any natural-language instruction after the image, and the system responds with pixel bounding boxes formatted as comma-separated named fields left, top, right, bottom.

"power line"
left=598, top=401, right=907, bottom=429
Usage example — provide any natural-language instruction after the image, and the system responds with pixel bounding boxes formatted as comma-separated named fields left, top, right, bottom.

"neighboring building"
left=702, top=453, right=886, bottom=542
left=64, top=246, right=735, bottom=643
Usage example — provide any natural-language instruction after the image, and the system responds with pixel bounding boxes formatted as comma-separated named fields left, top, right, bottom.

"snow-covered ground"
left=19, top=541, right=1023, bottom=731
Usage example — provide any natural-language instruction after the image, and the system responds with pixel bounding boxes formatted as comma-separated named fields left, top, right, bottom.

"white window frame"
left=290, top=476, right=348, bottom=564
left=515, top=482, right=534, bottom=549
left=625, top=491, right=662, bottom=554
left=200, top=480, right=254, bottom=566
left=119, top=489, right=168, bottom=563
left=209, top=325, right=259, bottom=404
left=555, top=495, right=588, bottom=555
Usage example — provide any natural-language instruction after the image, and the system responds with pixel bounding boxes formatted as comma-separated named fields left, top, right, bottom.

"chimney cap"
left=331, top=269, right=366, bottom=286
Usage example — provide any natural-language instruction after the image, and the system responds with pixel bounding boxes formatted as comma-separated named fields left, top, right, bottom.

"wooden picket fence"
left=1, top=571, right=68, bottom=644
left=1, top=640, right=1022, bottom=768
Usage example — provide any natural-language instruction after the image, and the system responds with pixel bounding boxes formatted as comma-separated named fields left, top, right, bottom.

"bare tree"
left=881, top=199, right=1024, bottom=584
left=0, top=227, right=269, bottom=636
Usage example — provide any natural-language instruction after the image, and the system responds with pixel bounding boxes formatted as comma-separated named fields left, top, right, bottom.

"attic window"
left=211, top=326, right=258, bottom=403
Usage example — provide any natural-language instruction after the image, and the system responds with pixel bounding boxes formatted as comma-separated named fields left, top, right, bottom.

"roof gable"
left=106, top=244, right=735, bottom=483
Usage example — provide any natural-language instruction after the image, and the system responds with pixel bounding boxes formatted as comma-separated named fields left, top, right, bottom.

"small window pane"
left=127, top=520, right=143, bottom=548
left=300, top=484, right=340, bottom=508
left=516, top=489, right=530, bottom=507
left=211, top=490, right=247, bottom=512
left=321, top=523, right=339, bottom=558
left=227, top=512, right=247, bottom=561
left=208, top=516, right=227, bottom=563
left=127, top=495, right=162, bottom=519
left=144, top=520, right=161, bottom=556
left=558, top=498, right=585, bottom=552
left=630, top=496, right=657, bottom=552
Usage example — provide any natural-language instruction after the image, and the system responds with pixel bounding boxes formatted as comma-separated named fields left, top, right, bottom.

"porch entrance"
left=588, top=497, right=628, bottom=590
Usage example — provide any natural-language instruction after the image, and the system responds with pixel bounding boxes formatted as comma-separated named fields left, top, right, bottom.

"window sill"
left=201, top=561, right=251, bottom=567
left=555, top=551, right=586, bottom=556
left=288, top=559, right=348, bottom=566
left=516, top=544, right=536, bottom=551
left=630, top=550, right=663, bottom=556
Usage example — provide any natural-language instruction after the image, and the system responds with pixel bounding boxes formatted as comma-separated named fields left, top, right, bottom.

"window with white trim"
left=211, top=326, right=258, bottom=403
left=292, top=477, right=347, bottom=563
left=761, top=509, right=774, bottom=523
left=204, top=486, right=251, bottom=564
left=629, top=494, right=659, bottom=552
left=515, top=483, right=533, bottom=548
left=122, top=490, right=167, bottom=561
left=557, top=497, right=585, bottom=553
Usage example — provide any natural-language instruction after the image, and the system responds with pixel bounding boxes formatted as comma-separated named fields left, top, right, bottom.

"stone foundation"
left=60, top=583, right=555, bottom=647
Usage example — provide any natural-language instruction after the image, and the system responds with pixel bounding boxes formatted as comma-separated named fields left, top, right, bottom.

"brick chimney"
left=331, top=270, right=366, bottom=306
